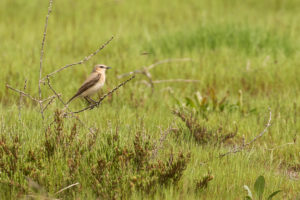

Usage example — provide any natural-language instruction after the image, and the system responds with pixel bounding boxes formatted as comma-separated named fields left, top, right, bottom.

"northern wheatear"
left=67, top=64, right=111, bottom=104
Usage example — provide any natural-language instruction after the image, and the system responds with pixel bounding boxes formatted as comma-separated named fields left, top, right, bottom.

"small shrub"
left=195, top=171, right=214, bottom=191
left=173, top=109, right=237, bottom=144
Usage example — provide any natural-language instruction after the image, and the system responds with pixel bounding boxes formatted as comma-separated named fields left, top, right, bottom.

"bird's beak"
left=106, top=66, right=112, bottom=70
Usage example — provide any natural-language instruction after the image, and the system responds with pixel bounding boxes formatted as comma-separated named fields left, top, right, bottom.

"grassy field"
left=0, top=0, right=299, bottom=199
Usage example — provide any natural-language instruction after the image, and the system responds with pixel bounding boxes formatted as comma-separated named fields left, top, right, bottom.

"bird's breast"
left=81, top=81, right=104, bottom=97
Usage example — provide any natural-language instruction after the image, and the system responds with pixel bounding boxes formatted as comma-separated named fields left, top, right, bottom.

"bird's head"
left=93, top=64, right=111, bottom=73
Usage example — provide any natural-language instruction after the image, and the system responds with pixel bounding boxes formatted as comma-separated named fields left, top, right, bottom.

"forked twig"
left=117, top=58, right=196, bottom=92
left=43, top=36, right=114, bottom=80
left=68, top=75, right=135, bottom=115
left=6, top=84, right=39, bottom=102
left=42, top=96, right=56, bottom=112
left=46, top=76, right=68, bottom=107
left=6, top=84, right=60, bottom=104
left=219, top=108, right=272, bottom=158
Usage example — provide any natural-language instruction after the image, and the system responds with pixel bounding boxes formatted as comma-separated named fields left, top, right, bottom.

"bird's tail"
left=67, top=94, right=79, bottom=105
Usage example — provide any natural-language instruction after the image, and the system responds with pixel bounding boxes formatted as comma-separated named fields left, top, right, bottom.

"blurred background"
left=0, top=0, right=299, bottom=199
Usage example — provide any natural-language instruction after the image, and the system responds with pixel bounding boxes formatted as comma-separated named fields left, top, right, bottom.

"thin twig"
left=18, top=80, right=27, bottom=121
left=6, top=84, right=60, bottom=107
left=41, top=94, right=61, bottom=103
left=55, top=182, right=79, bottom=195
left=38, top=0, right=53, bottom=119
left=42, top=95, right=56, bottom=112
left=68, top=75, right=135, bottom=114
left=6, top=84, right=39, bottom=102
left=117, top=58, right=192, bottom=93
left=266, top=142, right=294, bottom=151
left=43, top=36, right=114, bottom=80
left=117, top=58, right=191, bottom=79
left=219, top=108, right=272, bottom=158
left=46, top=76, right=68, bottom=107
left=46, top=76, right=97, bottom=135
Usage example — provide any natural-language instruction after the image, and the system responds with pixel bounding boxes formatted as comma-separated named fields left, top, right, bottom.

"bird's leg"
left=84, top=96, right=92, bottom=104
left=87, top=96, right=97, bottom=104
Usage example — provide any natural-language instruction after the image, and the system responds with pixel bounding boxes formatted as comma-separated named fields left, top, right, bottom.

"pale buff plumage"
left=67, top=64, right=111, bottom=104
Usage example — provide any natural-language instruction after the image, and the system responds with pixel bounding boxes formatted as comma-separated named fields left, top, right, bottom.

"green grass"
left=0, top=0, right=300, bottom=199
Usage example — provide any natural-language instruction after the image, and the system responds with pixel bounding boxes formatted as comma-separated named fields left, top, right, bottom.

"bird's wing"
left=75, top=72, right=101, bottom=96
left=67, top=73, right=101, bottom=104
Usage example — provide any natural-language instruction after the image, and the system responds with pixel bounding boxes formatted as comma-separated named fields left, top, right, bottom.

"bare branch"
left=6, top=84, right=39, bottom=102
left=46, top=76, right=99, bottom=135
left=18, top=80, right=27, bottom=121
left=55, top=182, right=79, bottom=195
left=68, top=75, right=135, bottom=115
left=117, top=58, right=193, bottom=94
left=6, top=84, right=60, bottom=105
left=117, top=58, right=191, bottom=79
left=46, top=76, right=68, bottom=107
left=39, top=0, right=53, bottom=119
left=41, top=94, right=61, bottom=103
left=219, top=108, right=272, bottom=158
left=42, top=95, right=56, bottom=112
left=44, top=36, right=114, bottom=80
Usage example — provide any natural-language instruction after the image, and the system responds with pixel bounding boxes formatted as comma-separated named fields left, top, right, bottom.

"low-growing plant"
left=194, top=171, right=214, bottom=192
left=173, top=109, right=237, bottom=144
left=243, top=175, right=281, bottom=200
left=175, top=89, right=257, bottom=118
left=0, top=110, right=193, bottom=199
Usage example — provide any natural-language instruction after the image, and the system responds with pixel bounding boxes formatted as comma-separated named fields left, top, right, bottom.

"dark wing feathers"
left=67, top=73, right=101, bottom=104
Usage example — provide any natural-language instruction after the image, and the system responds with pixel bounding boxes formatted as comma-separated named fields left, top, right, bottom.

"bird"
left=67, top=64, right=111, bottom=104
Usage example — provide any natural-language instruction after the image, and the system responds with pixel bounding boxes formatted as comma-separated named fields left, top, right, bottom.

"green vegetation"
left=244, top=175, right=281, bottom=200
left=0, top=0, right=299, bottom=199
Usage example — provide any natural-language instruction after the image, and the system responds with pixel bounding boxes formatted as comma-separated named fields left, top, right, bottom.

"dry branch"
left=6, top=84, right=39, bottom=102
left=219, top=108, right=272, bottom=158
left=117, top=58, right=197, bottom=92
left=46, top=76, right=68, bottom=108
left=68, top=75, right=135, bottom=115
left=39, top=0, right=53, bottom=119
left=6, top=84, right=60, bottom=104
left=42, top=95, right=56, bottom=112
left=18, top=80, right=27, bottom=121
left=117, top=58, right=191, bottom=79
left=43, top=36, right=114, bottom=80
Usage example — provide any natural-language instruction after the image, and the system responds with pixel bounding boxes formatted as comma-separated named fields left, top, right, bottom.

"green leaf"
left=267, top=190, right=282, bottom=200
left=243, top=185, right=253, bottom=199
left=185, top=97, right=196, bottom=108
left=254, top=175, right=265, bottom=199
left=245, top=196, right=252, bottom=200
